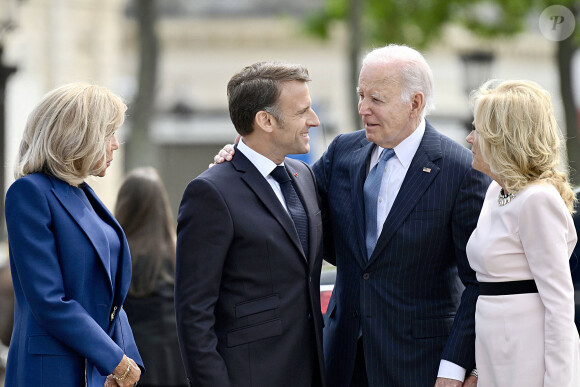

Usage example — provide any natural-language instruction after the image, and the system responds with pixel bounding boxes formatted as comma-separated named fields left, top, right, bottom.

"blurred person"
left=213, top=44, right=490, bottom=387
left=4, top=83, right=142, bottom=387
left=115, top=167, right=187, bottom=387
left=0, top=258, right=13, bottom=347
left=571, top=189, right=580, bottom=333
left=466, top=79, right=580, bottom=386
left=0, top=256, right=12, bottom=384
left=175, top=61, right=326, bottom=386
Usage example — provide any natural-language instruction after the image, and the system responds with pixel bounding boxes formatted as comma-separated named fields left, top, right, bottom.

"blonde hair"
left=471, top=79, right=576, bottom=212
left=14, top=82, right=127, bottom=186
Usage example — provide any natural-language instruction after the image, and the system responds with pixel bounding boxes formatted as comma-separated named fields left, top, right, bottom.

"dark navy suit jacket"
left=312, top=122, right=490, bottom=386
left=175, top=151, right=325, bottom=386
left=4, top=173, right=143, bottom=387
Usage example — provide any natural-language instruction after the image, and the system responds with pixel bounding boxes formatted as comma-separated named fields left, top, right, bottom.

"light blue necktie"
left=364, top=148, right=395, bottom=259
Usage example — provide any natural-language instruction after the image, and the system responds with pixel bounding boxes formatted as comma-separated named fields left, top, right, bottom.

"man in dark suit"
left=314, top=45, right=490, bottom=387
left=175, top=61, right=325, bottom=387
left=213, top=45, right=490, bottom=387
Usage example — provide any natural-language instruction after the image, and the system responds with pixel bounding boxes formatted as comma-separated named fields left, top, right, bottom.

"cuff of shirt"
left=437, top=360, right=466, bottom=382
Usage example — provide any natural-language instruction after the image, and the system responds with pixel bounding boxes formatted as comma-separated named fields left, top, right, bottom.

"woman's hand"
left=107, top=355, right=141, bottom=387
left=209, top=135, right=240, bottom=168
left=104, top=375, right=117, bottom=387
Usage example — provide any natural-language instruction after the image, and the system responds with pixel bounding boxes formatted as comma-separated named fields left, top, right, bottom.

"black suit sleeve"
left=175, top=177, right=233, bottom=387
left=312, top=135, right=342, bottom=266
left=441, top=167, right=490, bottom=369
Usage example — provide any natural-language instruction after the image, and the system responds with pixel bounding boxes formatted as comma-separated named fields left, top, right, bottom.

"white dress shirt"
left=237, top=139, right=289, bottom=212
left=368, top=119, right=424, bottom=235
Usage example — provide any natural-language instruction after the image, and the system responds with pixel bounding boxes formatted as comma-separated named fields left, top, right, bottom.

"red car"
left=320, top=267, right=336, bottom=315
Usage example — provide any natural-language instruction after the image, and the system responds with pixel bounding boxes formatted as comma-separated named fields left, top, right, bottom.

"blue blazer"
left=313, top=122, right=491, bottom=386
left=4, top=172, right=143, bottom=387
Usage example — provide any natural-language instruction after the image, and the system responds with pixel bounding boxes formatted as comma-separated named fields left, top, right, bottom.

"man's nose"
left=309, top=110, right=320, bottom=127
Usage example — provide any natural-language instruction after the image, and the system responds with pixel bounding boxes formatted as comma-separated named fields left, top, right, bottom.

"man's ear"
left=410, top=92, right=425, bottom=118
left=254, top=111, right=274, bottom=134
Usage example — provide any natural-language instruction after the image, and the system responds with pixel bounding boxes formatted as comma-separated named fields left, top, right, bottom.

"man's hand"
left=209, top=135, right=240, bottom=168
left=434, top=377, right=463, bottom=387
left=462, top=374, right=477, bottom=387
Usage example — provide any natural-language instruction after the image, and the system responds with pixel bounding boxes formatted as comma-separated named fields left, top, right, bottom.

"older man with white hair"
left=214, top=44, right=491, bottom=387
left=314, top=44, right=490, bottom=387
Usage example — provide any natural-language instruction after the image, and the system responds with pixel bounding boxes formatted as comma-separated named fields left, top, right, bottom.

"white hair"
left=362, top=44, right=435, bottom=117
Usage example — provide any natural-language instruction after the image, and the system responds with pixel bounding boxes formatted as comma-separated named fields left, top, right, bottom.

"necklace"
left=498, top=188, right=516, bottom=206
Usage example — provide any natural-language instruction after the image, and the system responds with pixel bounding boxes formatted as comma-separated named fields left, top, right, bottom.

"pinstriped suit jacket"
left=312, top=122, right=491, bottom=387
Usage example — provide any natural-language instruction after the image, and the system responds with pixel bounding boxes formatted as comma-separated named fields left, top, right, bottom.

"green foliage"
left=363, top=0, right=458, bottom=48
left=306, top=0, right=580, bottom=46
left=304, top=0, right=349, bottom=39
left=541, top=0, right=580, bottom=44
left=454, top=0, right=528, bottom=37
left=306, top=0, right=466, bottom=48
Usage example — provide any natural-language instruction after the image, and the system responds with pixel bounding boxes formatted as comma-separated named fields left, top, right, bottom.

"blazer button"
left=363, top=273, right=370, bottom=280
left=352, top=311, right=359, bottom=318
left=110, top=305, right=118, bottom=322
left=308, top=313, right=312, bottom=320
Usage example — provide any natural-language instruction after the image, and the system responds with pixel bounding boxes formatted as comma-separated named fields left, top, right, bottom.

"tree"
left=307, top=0, right=473, bottom=129
left=125, top=0, right=159, bottom=172
left=306, top=0, right=580, bottom=183
left=551, top=2, right=580, bottom=184
left=461, top=0, right=580, bottom=183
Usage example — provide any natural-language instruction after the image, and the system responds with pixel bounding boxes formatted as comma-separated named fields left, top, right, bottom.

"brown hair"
left=227, top=61, right=311, bottom=136
left=115, top=167, right=176, bottom=297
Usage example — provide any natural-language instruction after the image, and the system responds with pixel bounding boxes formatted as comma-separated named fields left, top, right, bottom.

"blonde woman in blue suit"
left=4, top=83, right=143, bottom=387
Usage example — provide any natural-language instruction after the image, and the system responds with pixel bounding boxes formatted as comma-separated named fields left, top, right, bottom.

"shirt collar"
left=377, top=118, right=425, bottom=168
left=237, top=138, right=281, bottom=178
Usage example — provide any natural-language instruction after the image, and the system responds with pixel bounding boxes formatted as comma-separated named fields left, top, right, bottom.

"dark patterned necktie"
left=271, top=166, right=309, bottom=258
left=364, top=148, right=395, bottom=259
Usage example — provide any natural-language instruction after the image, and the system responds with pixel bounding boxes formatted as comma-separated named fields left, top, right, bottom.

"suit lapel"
left=82, top=183, right=133, bottom=303
left=232, top=150, right=306, bottom=263
left=49, top=177, right=114, bottom=295
left=351, top=138, right=375, bottom=267
left=369, top=122, right=442, bottom=262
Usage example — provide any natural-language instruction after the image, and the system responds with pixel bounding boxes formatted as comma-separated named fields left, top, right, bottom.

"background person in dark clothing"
left=115, top=167, right=187, bottom=387
left=571, top=189, right=580, bottom=333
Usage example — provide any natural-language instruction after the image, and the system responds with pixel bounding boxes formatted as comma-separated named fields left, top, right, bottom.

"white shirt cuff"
left=437, top=360, right=466, bottom=382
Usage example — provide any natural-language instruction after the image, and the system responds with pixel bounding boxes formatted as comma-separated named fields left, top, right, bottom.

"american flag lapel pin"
left=294, top=172, right=299, bottom=177
left=422, top=167, right=431, bottom=173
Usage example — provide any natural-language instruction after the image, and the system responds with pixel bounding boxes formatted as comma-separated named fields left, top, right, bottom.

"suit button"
left=308, top=313, right=312, bottom=320
left=353, top=311, right=359, bottom=318
left=363, top=273, right=370, bottom=280
left=309, top=276, right=312, bottom=283
left=110, top=305, right=118, bottom=322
